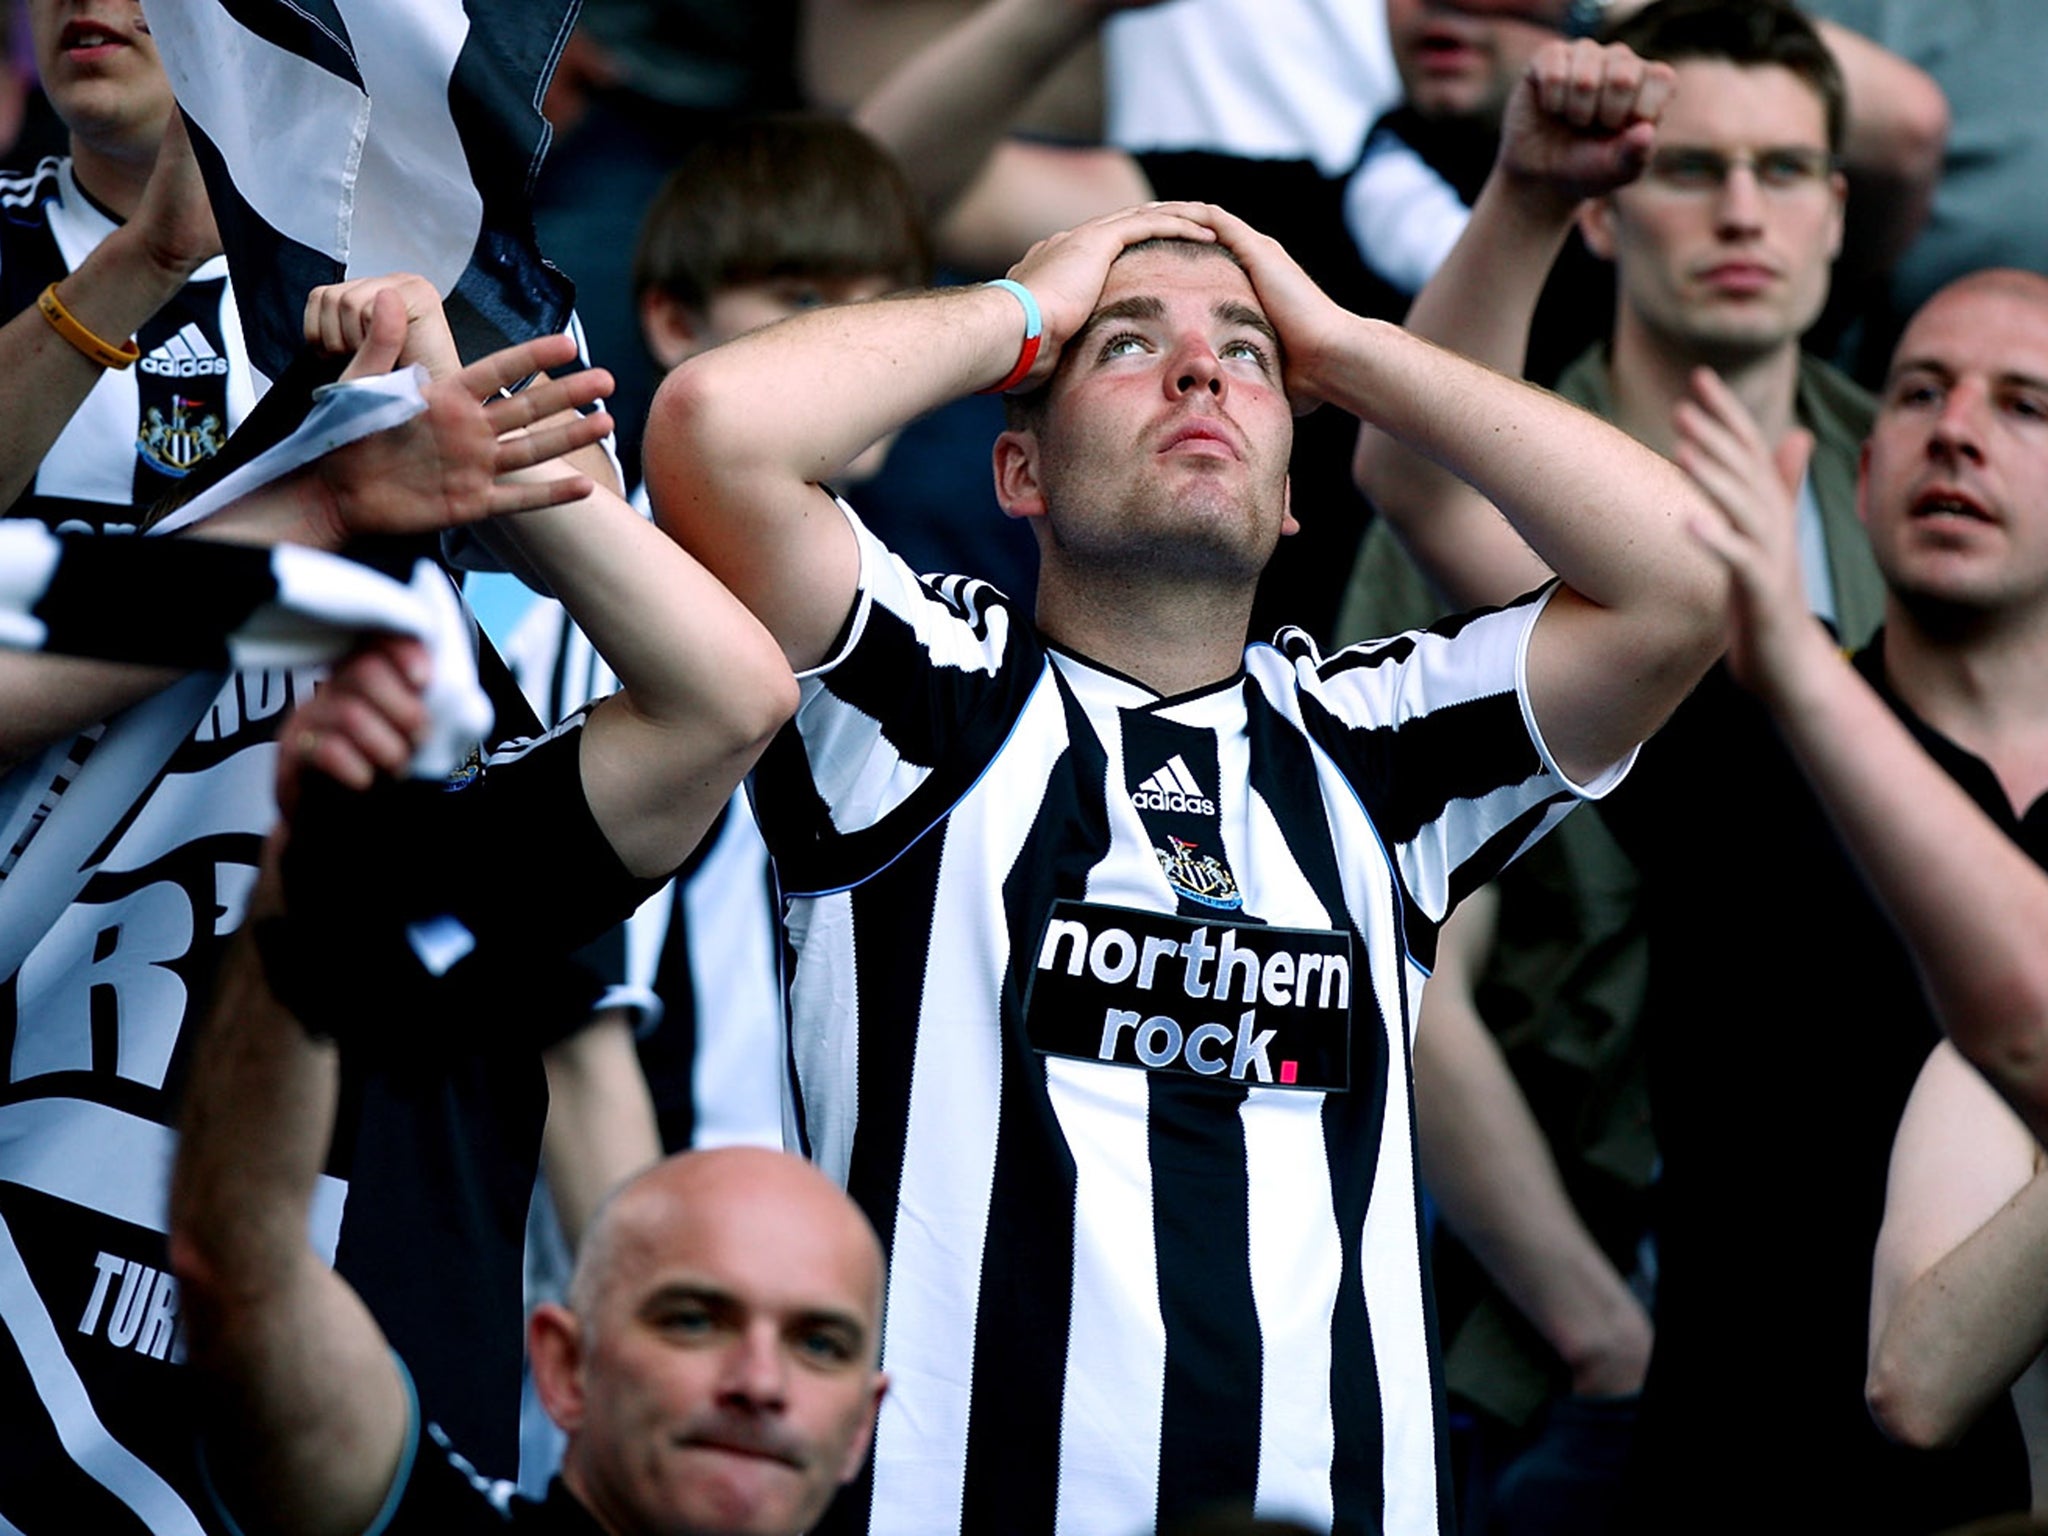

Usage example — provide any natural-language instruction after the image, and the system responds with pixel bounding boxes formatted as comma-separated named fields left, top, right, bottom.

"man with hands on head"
left=651, top=193, right=1722, bottom=1532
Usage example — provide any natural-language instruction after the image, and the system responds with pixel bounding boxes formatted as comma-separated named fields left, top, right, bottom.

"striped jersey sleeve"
left=753, top=497, right=1042, bottom=895
left=1271, top=584, right=1634, bottom=966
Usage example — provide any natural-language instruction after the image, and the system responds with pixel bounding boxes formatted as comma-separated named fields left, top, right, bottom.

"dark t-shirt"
left=1603, top=642, right=2035, bottom=1529
left=210, top=1364, right=606, bottom=1536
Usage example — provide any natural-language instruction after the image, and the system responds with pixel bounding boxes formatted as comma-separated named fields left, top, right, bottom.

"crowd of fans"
left=5, top=1, right=2048, bottom=1534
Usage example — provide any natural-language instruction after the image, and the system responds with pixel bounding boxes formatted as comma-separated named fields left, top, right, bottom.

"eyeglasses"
left=1642, top=146, right=1837, bottom=195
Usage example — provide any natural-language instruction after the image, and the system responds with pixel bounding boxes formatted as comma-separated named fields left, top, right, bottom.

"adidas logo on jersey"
left=139, top=323, right=227, bottom=378
left=1131, top=754, right=1215, bottom=816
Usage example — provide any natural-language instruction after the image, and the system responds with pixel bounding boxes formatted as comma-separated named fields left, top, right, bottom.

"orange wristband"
left=37, top=282, right=140, bottom=369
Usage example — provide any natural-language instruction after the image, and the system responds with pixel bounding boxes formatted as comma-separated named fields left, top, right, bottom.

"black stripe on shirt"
left=768, top=598, right=1040, bottom=895
left=1296, top=685, right=1543, bottom=855
left=1248, top=683, right=1398, bottom=1527
left=1144, top=715, right=1262, bottom=1526
left=958, top=668, right=1107, bottom=1533
left=813, top=827, right=946, bottom=1536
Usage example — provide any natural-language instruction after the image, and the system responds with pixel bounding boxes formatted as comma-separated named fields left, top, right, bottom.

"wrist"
left=1286, top=310, right=1379, bottom=409
left=1754, top=612, right=1852, bottom=717
left=979, top=279, right=1044, bottom=394
left=95, top=220, right=204, bottom=303
left=204, top=470, right=349, bottom=553
left=79, top=222, right=192, bottom=321
left=1484, top=159, right=1593, bottom=233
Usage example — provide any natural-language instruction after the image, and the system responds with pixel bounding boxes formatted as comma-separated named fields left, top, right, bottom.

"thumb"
left=1773, top=428, right=1815, bottom=499
left=339, top=289, right=408, bottom=381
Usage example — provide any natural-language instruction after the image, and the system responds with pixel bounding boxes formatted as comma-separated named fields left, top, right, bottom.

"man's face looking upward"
left=995, top=242, right=1298, bottom=589
left=1582, top=58, right=1845, bottom=369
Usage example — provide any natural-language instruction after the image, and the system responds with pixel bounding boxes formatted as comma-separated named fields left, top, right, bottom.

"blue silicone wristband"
left=985, top=278, right=1043, bottom=340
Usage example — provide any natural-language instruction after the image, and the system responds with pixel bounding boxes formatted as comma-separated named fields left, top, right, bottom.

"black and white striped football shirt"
left=759, top=504, right=1626, bottom=1536
left=0, top=157, right=255, bottom=530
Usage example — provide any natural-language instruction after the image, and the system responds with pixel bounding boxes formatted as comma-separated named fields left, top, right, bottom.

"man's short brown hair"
left=632, top=114, right=933, bottom=313
left=1606, top=0, right=1846, bottom=154
left=1001, top=237, right=1261, bottom=433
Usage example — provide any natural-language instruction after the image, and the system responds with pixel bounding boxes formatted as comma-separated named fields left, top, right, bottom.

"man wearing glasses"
left=1351, top=0, right=1888, bottom=648
left=1351, top=4, right=2032, bottom=1527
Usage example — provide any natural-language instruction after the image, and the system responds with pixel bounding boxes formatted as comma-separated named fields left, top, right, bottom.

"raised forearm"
left=1321, top=315, right=1719, bottom=624
left=857, top=0, right=1105, bottom=225
left=168, top=905, right=410, bottom=1536
left=0, top=224, right=197, bottom=512
left=169, top=921, right=337, bottom=1318
left=1352, top=174, right=1580, bottom=608
left=661, top=283, right=1021, bottom=501
left=541, top=1011, right=662, bottom=1249
left=498, top=484, right=794, bottom=741
left=492, top=482, right=798, bottom=878
left=1758, top=636, right=2048, bottom=1133
left=651, top=282, right=1025, bottom=667
left=1817, top=17, right=1948, bottom=279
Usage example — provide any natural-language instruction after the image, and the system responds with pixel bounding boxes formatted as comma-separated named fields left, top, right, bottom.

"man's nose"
left=1168, top=339, right=1225, bottom=400
left=717, top=1326, right=789, bottom=1410
left=1713, top=163, right=1767, bottom=235
left=1930, top=380, right=1988, bottom=464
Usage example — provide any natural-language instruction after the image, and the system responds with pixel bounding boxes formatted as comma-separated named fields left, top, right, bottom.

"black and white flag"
left=0, top=372, right=492, bottom=980
left=147, top=0, right=581, bottom=386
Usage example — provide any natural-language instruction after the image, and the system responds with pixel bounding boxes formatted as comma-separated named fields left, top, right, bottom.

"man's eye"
left=1099, top=332, right=1148, bottom=359
left=2009, top=392, right=2048, bottom=421
left=1892, top=380, right=1941, bottom=409
left=657, top=1306, right=715, bottom=1334
left=1757, top=150, right=1823, bottom=188
left=1653, top=150, right=1722, bottom=187
left=1222, top=338, right=1270, bottom=369
left=794, top=1328, right=857, bottom=1365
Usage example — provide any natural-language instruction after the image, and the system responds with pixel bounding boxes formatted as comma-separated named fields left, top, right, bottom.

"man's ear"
left=1824, top=168, right=1848, bottom=263
left=1280, top=473, right=1299, bottom=538
left=528, top=1303, right=587, bottom=1433
left=1578, top=196, right=1617, bottom=262
left=1856, top=438, right=1872, bottom=529
left=839, top=1373, right=890, bottom=1484
left=640, top=291, right=705, bottom=372
left=993, top=429, right=1048, bottom=521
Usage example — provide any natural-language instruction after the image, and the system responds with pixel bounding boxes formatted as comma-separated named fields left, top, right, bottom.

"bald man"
left=164, top=551, right=876, bottom=1533
left=170, top=767, right=883, bottom=1536
left=528, top=1149, right=888, bottom=1536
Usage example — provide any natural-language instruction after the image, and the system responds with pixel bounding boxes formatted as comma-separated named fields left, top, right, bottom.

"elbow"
left=1890, top=78, right=1953, bottom=190
left=1944, top=972, right=2048, bottom=1129
left=737, top=664, right=802, bottom=758
left=1866, top=1353, right=1968, bottom=1451
left=645, top=361, right=731, bottom=542
left=696, top=641, right=800, bottom=768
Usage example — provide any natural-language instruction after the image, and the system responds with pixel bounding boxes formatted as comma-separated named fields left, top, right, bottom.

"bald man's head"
left=532, top=1148, right=886, bottom=1536
left=1860, top=268, right=2048, bottom=628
